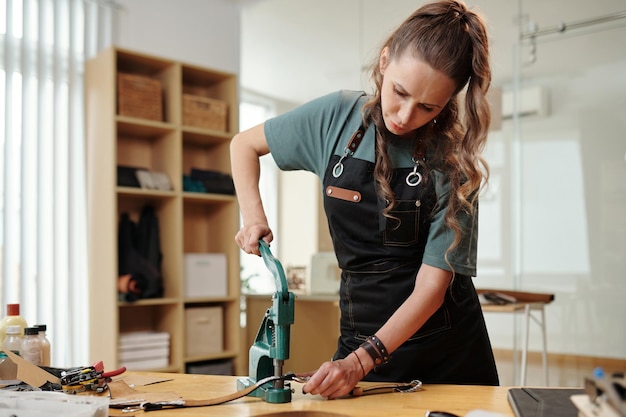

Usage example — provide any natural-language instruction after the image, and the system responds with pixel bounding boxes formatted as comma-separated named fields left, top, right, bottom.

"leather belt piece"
left=112, top=373, right=291, bottom=412
left=112, top=374, right=422, bottom=413
left=326, top=185, right=362, bottom=203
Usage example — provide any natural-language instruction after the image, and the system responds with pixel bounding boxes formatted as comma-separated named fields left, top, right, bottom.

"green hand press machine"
left=237, top=240, right=296, bottom=403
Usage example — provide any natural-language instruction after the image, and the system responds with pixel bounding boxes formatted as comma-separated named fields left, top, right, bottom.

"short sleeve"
left=422, top=171, right=478, bottom=276
left=265, top=90, right=365, bottom=177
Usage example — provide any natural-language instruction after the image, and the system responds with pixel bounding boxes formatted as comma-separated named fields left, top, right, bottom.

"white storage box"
left=0, top=390, right=109, bottom=417
left=184, top=253, right=227, bottom=297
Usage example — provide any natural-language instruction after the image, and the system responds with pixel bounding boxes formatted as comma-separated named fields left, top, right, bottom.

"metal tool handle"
left=258, top=240, right=289, bottom=300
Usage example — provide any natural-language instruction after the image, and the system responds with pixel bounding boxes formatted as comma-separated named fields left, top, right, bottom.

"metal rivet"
left=327, top=188, right=332, bottom=195
left=353, top=195, right=359, bottom=201
left=416, top=200, right=421, bottom=207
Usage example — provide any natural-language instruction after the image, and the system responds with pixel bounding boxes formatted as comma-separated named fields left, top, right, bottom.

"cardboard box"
left=184, top=253, right=227, bottom=298
left=185, top=307, right=223, bottom=357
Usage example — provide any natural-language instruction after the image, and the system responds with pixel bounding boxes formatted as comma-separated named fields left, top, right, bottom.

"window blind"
left=0, top=0, right=119, bottom=367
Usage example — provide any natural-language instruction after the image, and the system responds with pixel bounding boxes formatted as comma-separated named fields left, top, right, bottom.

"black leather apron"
left=322, top=124, right=499, bottom=386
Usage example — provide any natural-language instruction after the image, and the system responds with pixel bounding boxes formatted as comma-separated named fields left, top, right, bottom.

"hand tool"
left=236, top=239, right=295, bottom=403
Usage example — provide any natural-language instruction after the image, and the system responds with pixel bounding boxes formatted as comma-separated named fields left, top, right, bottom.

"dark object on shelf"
left=189, top=168, right=235, bottom=195
left=182, top=174, right=206, bottom=193
left=118, top=205, right=163, bottom=301
left=117, top=165, right=145, bottom=188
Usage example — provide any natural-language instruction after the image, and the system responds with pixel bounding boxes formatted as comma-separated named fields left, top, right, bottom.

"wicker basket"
left=117, top=73, right=163, bottom=121
left=183, top=94, right=228, bottom=131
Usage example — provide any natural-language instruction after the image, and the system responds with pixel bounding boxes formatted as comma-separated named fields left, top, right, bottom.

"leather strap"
left=347, top=125, right=366, bottom=153
left=360, top=335, right=390, bottom=366
left=112, top=374, right=290, bottom=412
left=325, top=185, right=361, bottom=203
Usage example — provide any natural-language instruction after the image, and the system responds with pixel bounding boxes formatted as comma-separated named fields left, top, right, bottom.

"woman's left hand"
left=302, top=353, right=365, bottom=399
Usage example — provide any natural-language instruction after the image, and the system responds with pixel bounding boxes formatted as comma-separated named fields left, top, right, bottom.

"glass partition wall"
left=479, top=1, right=626, bottom=386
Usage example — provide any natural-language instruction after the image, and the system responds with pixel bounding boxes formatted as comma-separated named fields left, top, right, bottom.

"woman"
left=231, top=0, right=499, bottom=399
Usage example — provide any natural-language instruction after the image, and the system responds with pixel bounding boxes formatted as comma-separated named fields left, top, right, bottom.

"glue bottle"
left=20, top=327, right=42, bottom=365
left=0, top=303, right=28, bottom=342
left=35, top=324, right=51, bottom=366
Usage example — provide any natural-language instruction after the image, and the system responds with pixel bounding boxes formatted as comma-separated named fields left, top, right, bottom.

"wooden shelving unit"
left=85, top=47, right=242, bottom=375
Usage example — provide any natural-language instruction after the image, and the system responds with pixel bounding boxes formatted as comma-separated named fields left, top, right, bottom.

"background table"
left=478, top=289, right=555, bottom=386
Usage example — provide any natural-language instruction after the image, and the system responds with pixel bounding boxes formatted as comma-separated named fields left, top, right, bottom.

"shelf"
left=184, top=296, right=238, bottom=304
left=118, top=187, right=177, bottom=199
left=182, top=192, right=236, bottom=203
left=184, top=349, right=239, bottom=363
left=117, top=116, right=176, bottom=136
left=118, top=297, right=180, bottom=307
left=86, top=46, right=242, bottom=375
left=182, top=126, right=233, bottom=144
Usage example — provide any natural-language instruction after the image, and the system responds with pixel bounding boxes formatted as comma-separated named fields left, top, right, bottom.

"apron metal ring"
left=406, top=171, right=422, bottom=186
left=333, top=161, right=344, bottom=178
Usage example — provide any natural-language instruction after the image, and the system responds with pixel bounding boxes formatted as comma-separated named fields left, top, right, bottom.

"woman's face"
left=379, top=47, right=456, bottom=138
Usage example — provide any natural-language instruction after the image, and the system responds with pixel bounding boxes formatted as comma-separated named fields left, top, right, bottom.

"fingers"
left=302, top=359, right=361, bottom=400
left=235, top=225, right=273, bottom=255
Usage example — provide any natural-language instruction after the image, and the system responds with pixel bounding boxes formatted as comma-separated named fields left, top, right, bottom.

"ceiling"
left=238, top=0, right=626, bottom=105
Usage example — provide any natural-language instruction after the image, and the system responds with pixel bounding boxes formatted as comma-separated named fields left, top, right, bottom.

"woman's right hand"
left=235, top=223, right=273, bottom=256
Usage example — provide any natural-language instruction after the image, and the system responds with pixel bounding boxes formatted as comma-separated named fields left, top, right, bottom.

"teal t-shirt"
left=265, top=90, right=477, bottom=276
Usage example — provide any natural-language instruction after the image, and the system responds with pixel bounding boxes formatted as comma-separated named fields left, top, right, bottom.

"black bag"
left=190, top=168, right=235, bottom=195
left=118, top=205, right=164, bottom=301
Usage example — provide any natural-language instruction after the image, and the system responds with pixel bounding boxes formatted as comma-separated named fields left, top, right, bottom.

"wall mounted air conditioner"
left=501, top=85, right=550, bottom=119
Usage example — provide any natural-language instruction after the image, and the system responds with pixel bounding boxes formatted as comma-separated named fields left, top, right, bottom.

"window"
left=0, top=0, right=117, bottom=367
left=238, top=91, right=280, bottom=295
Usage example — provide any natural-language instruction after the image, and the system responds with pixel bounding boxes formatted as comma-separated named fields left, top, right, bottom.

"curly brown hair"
left=362, top=0, right=491, bottom=270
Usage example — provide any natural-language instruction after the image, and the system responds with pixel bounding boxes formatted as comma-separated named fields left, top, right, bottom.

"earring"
left=433, top=118, right=437, bottom=124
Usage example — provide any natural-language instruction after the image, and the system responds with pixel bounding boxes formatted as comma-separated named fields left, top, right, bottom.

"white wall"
left=115, top=0, right=240, bottom=75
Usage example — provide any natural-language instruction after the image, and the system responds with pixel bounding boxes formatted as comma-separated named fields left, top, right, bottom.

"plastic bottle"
left=20, top=327, right=42, bottom=365
left=35, top=324, right=51, bottom=366
left=2, top=325, right=22, bottom=355
left=0, top=303, right=28, bottom=342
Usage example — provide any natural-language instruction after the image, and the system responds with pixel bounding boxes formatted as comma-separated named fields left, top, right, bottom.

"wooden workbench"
left=108, top=372, right=516, bottom=416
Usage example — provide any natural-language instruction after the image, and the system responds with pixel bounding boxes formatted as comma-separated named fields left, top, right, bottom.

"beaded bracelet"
left=359, top=335, right=390, bottom=366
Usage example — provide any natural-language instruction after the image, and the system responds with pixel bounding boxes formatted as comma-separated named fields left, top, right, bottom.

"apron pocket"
left=383, top=200, right=420, bottom=246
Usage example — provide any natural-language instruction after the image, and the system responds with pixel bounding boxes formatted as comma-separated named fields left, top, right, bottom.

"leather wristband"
left=360, top=335, right=390, bottom=366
